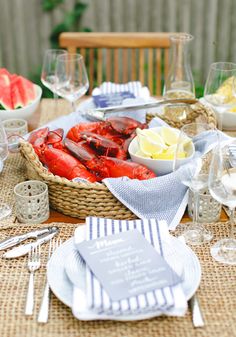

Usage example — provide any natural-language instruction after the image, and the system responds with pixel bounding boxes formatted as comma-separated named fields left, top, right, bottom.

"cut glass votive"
left=188, top=187, right=221, bottom=223
left=14, top=180, right=49, bottom=224
left=2, top=118, right=28, bottom=146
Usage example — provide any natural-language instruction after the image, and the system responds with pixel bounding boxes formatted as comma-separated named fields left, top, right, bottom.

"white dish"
left=0, top=84, right=42, bottom=121
left=128, top=127, right=195, bottom=176
left=47, top=225, right=201, bottom=321
left=199, top=97, right=236, bottom=131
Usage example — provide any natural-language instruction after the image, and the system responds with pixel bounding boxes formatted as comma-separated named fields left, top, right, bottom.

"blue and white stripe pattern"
left=92, top=81, right=144, bottom=97
left=85, top=217, right=187, bottom=316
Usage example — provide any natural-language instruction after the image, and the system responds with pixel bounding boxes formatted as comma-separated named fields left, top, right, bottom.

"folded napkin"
left=92, top=81, right=150, bottom=98
left=92, top=81, right=151, bottom=123
left=80, top=217, right=187, bottom=317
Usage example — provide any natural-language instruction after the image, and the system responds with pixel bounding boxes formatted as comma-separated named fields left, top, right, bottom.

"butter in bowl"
left=128, top=126, right=195, bottom=176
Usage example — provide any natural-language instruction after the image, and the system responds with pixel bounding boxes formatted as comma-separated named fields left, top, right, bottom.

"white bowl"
left=199, top=97, right=236, bottom=131
left=128, top=127, right=195, bottom=176
left=0, top=84, right=42, bottom=121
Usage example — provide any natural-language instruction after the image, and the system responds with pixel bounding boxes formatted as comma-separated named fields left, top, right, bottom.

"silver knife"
left=0, top=226, right=58, bottom=251
left=189, top=294, right=205, bottom=328
left=2, top=227, right=59, bottom=258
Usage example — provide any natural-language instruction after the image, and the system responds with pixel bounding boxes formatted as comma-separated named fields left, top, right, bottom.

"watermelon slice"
left=16, top=76, right=37, bottom=105
left=0, top=74, right=13, bottom=109
left=11, top=77, right=25, bottom=109
left=0, top=68, right=37, bottom=110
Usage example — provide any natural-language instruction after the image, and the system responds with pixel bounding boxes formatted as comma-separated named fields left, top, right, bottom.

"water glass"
left=14, top=180, right=49, bottom=224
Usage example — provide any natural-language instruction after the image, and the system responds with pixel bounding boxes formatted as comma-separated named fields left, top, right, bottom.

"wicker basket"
left=20, top=101, right=216, bottom=220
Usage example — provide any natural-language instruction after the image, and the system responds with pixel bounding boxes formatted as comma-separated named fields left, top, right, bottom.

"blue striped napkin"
left=92, top=81, right=149, bottom=98
left=84, top=217, right=187, bottom=316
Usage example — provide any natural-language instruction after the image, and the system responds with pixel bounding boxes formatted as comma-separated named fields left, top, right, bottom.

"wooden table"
left=28, top=98, right=229, bottom=225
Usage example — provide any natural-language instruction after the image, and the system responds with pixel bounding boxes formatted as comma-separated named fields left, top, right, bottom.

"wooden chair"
left=59, top=32, right=173, bottom=95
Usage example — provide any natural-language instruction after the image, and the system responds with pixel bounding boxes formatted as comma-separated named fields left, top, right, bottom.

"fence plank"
left=0, top=0, right=236, bottom=90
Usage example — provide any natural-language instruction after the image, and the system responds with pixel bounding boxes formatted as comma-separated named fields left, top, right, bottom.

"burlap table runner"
left=0, top=221, right=236, bottom=337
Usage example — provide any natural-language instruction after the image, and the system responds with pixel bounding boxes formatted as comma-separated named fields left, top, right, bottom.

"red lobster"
left=27, top=127, right=97, bottom=182
left=65, top=138, right=156, bottom=180
left=67, top=116, right=147, bottom=156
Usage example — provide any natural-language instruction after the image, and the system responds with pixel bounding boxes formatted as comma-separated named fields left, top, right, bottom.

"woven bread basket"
left=20, top=101, right=216, bottom=220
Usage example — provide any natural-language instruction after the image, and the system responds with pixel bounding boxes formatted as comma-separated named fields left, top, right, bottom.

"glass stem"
left=218, top=111, right=223, bottom=132
left=192, top=190, right=199, bottom=225
left=71, top=101, right=77, bottom=112
left=229, top=207, right=235, bottom=238
left=53, top=91, right=58, bottom=113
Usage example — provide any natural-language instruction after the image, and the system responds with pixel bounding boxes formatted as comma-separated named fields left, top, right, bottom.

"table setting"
left=0, top=35, right=236, bottom=337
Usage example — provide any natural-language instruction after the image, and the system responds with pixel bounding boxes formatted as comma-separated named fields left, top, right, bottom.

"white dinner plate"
left=47, top=226, right=201, bottom=321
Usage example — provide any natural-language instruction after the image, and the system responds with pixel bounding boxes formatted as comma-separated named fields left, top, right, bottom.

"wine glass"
left=41, top=49, right=68, bottom=103
left=209, top=139, right=236, bottom=264
left=204, top=62, right=236, bottom=131
left=176, top=123, right=215, bottom=245
left=0, top=123, right=12, bottom=220
left=55, top=53, right=89, bottom=112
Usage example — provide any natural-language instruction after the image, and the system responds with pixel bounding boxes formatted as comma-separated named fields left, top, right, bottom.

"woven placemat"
left=0, top=221, right=235, bottom=337
left=0, top=153, right=27, bottom=228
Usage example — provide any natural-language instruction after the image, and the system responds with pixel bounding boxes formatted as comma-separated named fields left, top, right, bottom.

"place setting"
left=47, top=217, right=202, bottom=323
left=1, top=27, right=236, bottom=337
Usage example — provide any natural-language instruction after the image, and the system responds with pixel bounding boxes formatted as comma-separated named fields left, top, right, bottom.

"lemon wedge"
left=160, top=127, right=180, bottom=146
left=136, top=128, right=165, bottom=146
left=138, top=134, right=167, bottom=156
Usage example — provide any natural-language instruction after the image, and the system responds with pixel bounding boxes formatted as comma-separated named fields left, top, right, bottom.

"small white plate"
left=47, top=225, right=201, bottom=321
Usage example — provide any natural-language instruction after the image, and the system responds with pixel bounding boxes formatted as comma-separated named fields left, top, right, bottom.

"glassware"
left=0, top=123, right=12, bottom=220
left=41, top=49, right=68, bottom=100
left=14, top=180, right=49, bottom=224
left=163, top=33, right=195, bottom=99
left=209, top=139, right=236, bottom=264
left=55, top=53, right=89, bottom=112
left=2, top=118, right=28, bottom=151
left=176, top=123, right=215, bottom=245
left=204, top=62, right=236, bottom=131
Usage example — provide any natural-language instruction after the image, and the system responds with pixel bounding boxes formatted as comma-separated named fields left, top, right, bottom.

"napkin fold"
left=72, top=217, right=187, bottom=318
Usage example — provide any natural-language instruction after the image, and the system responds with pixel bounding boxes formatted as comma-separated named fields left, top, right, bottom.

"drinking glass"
left=204, top=62, right=236, bottom=131
left=0, top=123, right=12, bottom=220
left=177, top=123, right=214, bottom=245
left=41, top=49, right=68, bottom=100
left=209, top=139, right=236, bottom=264
left=55, top=53, right=89, bottom=112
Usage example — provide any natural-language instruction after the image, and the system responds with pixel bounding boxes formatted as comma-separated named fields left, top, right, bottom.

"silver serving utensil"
left=83, top=98, right=198, bottom=120
left=0, top=226, right=58, bottom=251
left=2, top=227, right=59, bottom=258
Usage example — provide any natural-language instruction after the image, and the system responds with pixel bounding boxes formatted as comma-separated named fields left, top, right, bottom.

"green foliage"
left=50, top=2, right=91, bottom=48
left=42, top=0, right=63, bottom=11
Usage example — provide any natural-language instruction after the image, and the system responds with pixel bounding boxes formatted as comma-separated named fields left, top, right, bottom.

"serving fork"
left=25, top=245, right=41, bottom=315
left=37, top=238, right=62, bottom=323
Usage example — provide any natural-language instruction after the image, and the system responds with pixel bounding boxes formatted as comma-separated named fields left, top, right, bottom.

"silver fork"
left=25, top=245, right=41, bottom=315
left=37, top=238, right=61, bottom=323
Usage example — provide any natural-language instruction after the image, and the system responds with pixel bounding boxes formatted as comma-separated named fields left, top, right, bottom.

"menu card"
left=76, top=229, right=181, bottom=301
left=92, top=91, right=135, bottom=108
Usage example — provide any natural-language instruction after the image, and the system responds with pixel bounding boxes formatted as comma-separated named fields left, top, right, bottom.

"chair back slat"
left=122, top=49, right=128, bottom=83
left=60, top=32, right=173, bottom=96
left=139, top=49, right=145, bottom=84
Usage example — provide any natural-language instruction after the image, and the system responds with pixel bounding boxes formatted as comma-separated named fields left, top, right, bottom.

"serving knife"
left=2, top=227, right=59, bottom=258
left=83, top=98, right=198, bottom=120
left=0, top=226, right=58, bottom=251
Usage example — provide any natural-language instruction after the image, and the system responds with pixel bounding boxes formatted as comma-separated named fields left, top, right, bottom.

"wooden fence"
left=0, top=0, right=235, bottom=87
